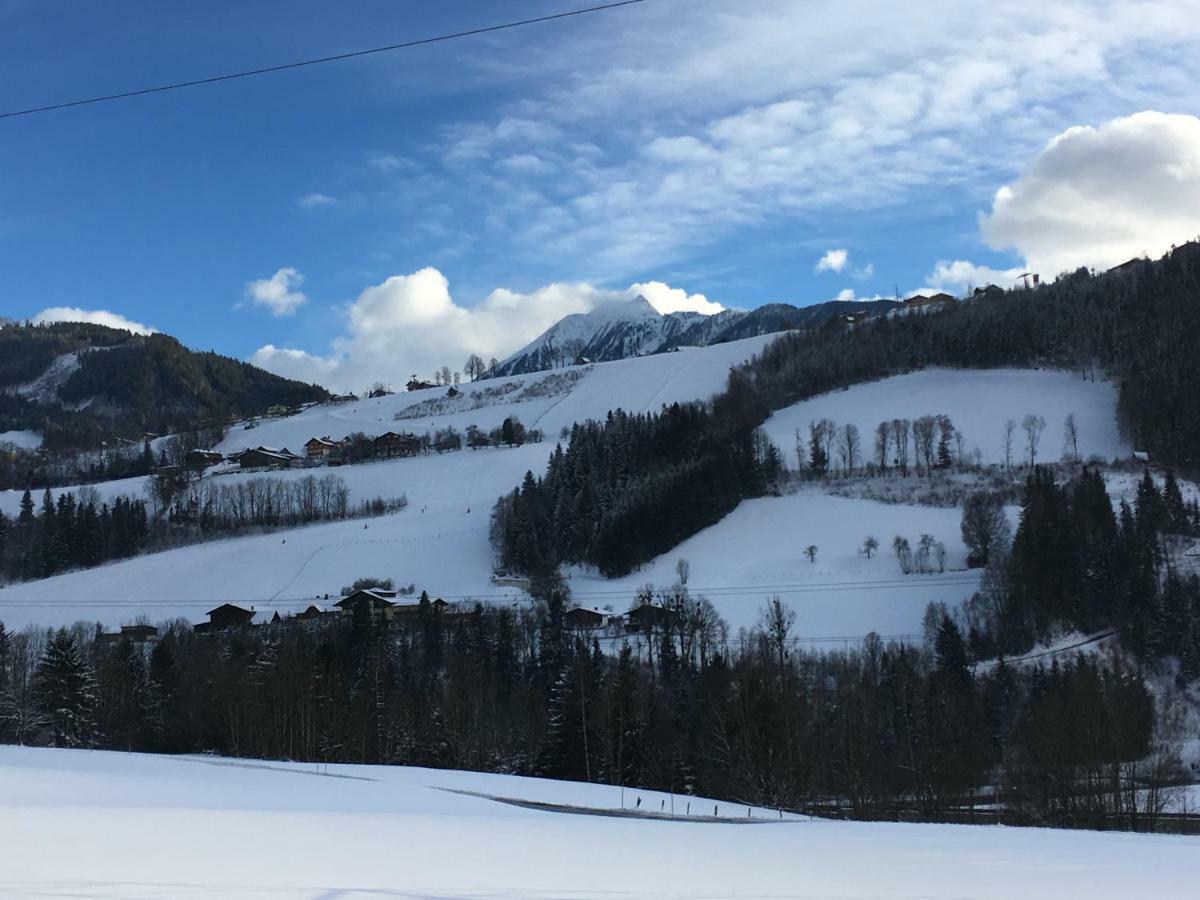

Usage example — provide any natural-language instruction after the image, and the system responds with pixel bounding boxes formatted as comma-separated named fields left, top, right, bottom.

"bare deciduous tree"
left=1003, top=419, right=1016, bottom=470
left=838, top=423, right=861, bottom=475
left=913, top=415, right=938, bottom=476
left=863, top=535, right=879, bottom=558
left=1022, top=414, right=1047, bottom=467
left=1063, top=413, right=1080, bottom=463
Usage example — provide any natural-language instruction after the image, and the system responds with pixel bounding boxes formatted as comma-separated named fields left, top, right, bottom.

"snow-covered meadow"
left=0, top=746, right=1195, bottom=899
left=763, top=368, right=1130, bottom=468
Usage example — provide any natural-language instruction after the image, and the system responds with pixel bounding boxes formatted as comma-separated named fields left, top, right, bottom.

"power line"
left=0, top=0, right=648, bottom=121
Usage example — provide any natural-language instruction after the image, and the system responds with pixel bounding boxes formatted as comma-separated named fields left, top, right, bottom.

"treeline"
left=749, top=243, right=1200, bottom=473
left=0, top=475, right=406, bottom=585
left=0, top=594, right=1181, bottom=829
left=0, top=489, right=150, bottom=581
left=965, top=467, right=1200, bottom=665
left=491, top=373, right=783, bottom=579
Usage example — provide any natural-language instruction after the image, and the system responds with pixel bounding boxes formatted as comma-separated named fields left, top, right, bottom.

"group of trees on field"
left=492, top=373, right=784, bottom=581
left=0, top=475, right=406, bottom=586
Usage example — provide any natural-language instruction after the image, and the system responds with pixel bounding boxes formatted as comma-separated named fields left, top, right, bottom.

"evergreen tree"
left=34, top=630, right=98, bottom=748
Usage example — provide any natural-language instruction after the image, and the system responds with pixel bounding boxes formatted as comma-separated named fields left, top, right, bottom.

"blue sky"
left=3, top=0, right=1200, bottom=391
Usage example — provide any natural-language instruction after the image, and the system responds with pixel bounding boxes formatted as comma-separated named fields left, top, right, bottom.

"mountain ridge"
left=490, top=296, right=902, bottom=376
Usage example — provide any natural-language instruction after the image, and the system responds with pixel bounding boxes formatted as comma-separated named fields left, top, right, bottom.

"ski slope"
left=0, top=746, right=1195, bottom=900
left=763, top=368, right=1129, bottom=468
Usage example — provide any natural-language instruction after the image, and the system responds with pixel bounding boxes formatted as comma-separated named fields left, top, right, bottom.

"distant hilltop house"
left=228, top=446, right=301, bottom=470
left=970, top=284, right=1005, bottom=301
left=373, top=431, right=421, bottom=458
left=329, top=393, right=358, bottom=403
left=194, top=603, right=280, bottom=633
left=96, top=623, right=159, bottom=645
left=335, top=588, right=451, bottom=622
left=304, top=436, right=339, bottom=460
left=564, top=606, right=608, bottom=630
left=406, top=377, right=436, bottom=392
left=902, top=292, right=956, bottom=315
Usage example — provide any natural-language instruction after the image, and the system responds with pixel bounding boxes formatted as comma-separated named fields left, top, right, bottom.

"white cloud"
left=815, top=249, right=849, bottom=273
left=389, top=0, right=1200, bottom=275
left=30, top=307, right=156, bottom=335
left=250, top=268, right=721, bottom=392
left=833, top=288, right=857, bottom=302
left=981, top=111, right=1200, bottom=275
left=244, top=268, right=308, bottom=318
left=923, top=260, right=1028, bottom=294
left=298, top=193, right=337, bottom=209
left=629, top=281, right=724, bottom=315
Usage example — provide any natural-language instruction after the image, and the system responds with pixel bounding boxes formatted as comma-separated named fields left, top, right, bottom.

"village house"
left=184, top=448, right=224, bottom=475
left=901, top=292, right=956, bottom=315
left=304, top=436, right=338, bottom=460
left=626, top=602, right=672, bottom=634
left=373, top=431, right=421, bottom=458
left=334, top=588, right=400, bottom=618
left=230, top=446, right=301, bottom=470
left=195, top=603, right=255, bottom=633
left=406, top=377, right=436, bottom=392
left=97, top=623, right=159, bottom=645
left=564, top=607, right=606, bottom=630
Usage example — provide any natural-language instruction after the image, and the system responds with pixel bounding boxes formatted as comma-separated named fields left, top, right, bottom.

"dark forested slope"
left=0, top=322, right=328, bottom=449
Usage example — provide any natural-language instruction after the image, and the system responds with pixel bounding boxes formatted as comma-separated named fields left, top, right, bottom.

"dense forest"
left=491, top=371, right=783, bottom=579
left=0, top=321, right=328, bottom=451
left=0, top=581, right=1182, bottom=831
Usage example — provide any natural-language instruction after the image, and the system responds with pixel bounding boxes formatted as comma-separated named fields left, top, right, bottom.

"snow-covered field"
left=763, top=368, right=1129, bottom=468
left=0, top=746, right=1196, bottom=899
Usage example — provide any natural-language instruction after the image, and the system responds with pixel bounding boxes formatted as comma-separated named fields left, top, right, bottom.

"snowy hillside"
left=1, top=746, right=1195, bottom=899
left=0, top=362, right=1129, bottom=638
left=763, top=368, right=1130, bottom=467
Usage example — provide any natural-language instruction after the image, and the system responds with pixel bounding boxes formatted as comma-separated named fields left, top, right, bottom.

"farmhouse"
left=406, top=377, right=436, bottom=392
left=373, top=431, right=421, bottom=458
left=231, top=446, right=301, bottom=470
left=564, top=607, right=606, bottom=630
left=96, top=623, right=159, bottom=645
left=334, top=588, right=399, bottom=618
left=196, top=603, right=256, bottom=632
left=626, top=602, right=672, bottom=633
left=184, top=448, right=224, bottom=474
left=901, top=292, right=956, bottom=315
left=305, top=436, right=338, bottom=460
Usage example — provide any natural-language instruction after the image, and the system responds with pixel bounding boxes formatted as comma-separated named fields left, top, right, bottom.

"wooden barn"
left=564, top=607, right=606, bottom=630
